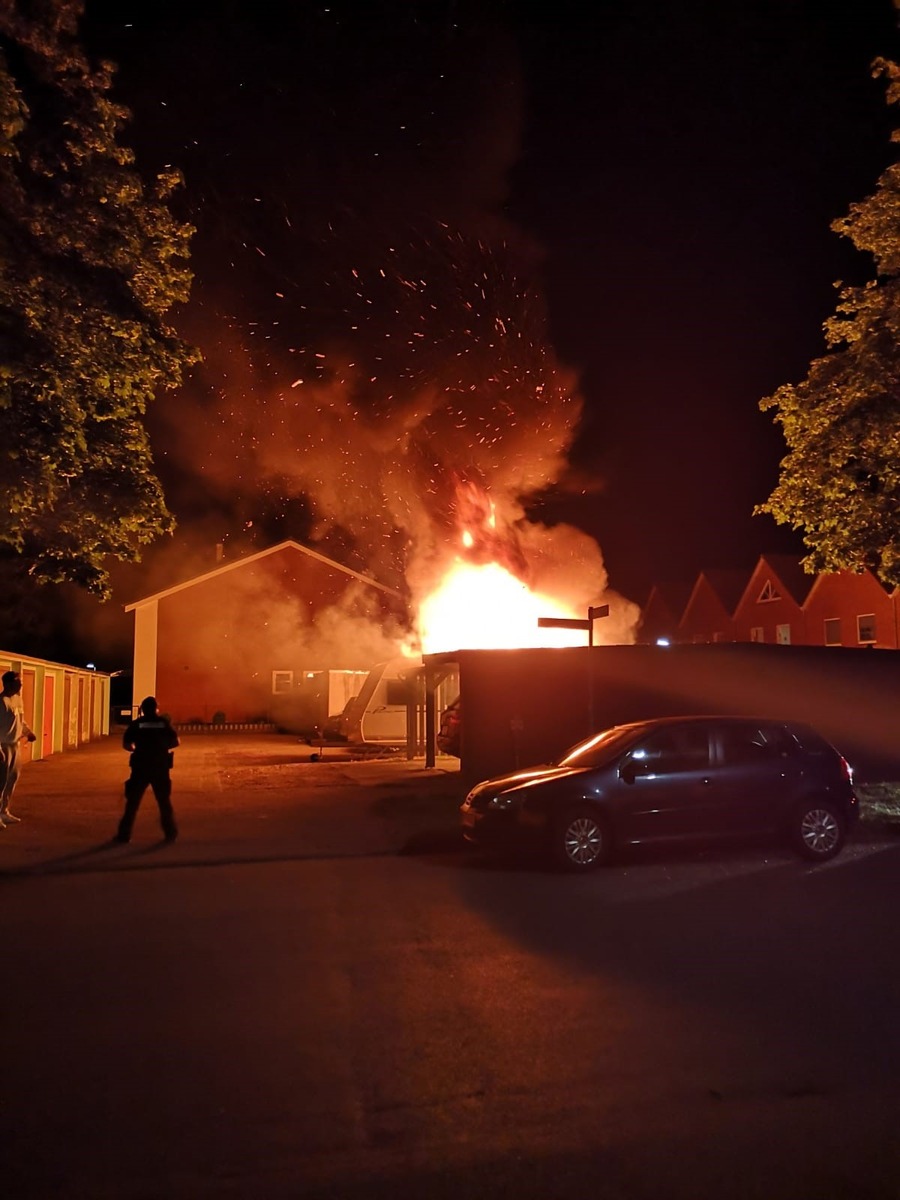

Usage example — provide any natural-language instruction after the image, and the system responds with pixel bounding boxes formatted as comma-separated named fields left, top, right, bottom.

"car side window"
left=717, top=723, right=794, bottom=766
left=627, top=726, right=710, bottom=776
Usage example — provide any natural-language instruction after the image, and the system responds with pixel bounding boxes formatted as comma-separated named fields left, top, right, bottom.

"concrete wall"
left=437, top=643, right=900, bottom=786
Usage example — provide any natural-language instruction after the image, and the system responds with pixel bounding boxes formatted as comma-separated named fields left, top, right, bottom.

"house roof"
left=124, top=539, right=402, bottom=612
left=643, top=579, right=694, bottom=616
left=750, top=554, right=816, bottom=606
left=804, top=566, right=893, bottom=604
left=689, top=568, right=753, bottom=616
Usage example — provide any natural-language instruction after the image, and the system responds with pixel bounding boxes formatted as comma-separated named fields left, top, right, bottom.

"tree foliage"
left=0, top=0, right=196, bottom=595
left=758, top=58, right=900, bottom=588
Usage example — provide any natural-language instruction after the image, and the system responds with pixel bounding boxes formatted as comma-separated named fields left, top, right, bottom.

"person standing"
left=0, top=670, right=37, bottom=826
left=117, top=696, right=179, bottom=844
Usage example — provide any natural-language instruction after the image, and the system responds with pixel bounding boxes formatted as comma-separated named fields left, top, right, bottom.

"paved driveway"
left=0, top=733, right=466, bottom=875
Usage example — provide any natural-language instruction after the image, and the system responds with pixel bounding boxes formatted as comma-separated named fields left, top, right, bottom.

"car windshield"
left=557, top=725, right=640, bottom=768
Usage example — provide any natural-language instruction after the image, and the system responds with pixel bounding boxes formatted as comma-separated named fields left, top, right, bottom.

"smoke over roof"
left=75, top=3, right=637, bottom=659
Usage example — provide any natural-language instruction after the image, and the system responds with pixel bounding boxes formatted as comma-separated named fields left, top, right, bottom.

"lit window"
left=272, top=670, right=294, bottom=694
left=857, top=615, right=876, bottom=645
left=776, top=624, right=791, bottom=645
left=757, top=580, right=781, bottom=603
left=750, top=627, right=764, bottom=643
left=824, top=618, right=841, bottom=646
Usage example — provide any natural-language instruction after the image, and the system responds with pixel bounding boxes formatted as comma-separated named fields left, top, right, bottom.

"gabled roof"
left=124, top=539, right=401, bottom=611
left=689, top=567, right=752, bottom=616
left=804, top=566, right=893, bottom=605
left=642, top=580, right=694, bottom=619
left=749, top=554, right=815, bottom=606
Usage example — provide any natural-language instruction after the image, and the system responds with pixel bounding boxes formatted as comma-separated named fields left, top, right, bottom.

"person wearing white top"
left=0, top=670, right=37, bottom=826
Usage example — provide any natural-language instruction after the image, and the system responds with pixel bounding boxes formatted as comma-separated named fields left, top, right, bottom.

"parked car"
left=437, top=697, right=461, bottom=757
left=460, top=714, right=858, bottom=872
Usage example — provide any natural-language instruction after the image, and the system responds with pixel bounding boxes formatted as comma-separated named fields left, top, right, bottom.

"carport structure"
left=423, top=643, right=900, bottom=785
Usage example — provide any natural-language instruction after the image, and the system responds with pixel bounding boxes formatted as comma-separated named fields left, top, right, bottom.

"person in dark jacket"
left=116, top=696, right=179, bottom=844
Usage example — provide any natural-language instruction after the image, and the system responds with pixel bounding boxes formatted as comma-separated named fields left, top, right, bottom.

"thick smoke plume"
left=75, top=3, right=639, bottom=665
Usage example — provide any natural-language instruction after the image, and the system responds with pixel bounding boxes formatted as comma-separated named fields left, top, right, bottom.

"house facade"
left=677, top=569, right=750, bottom=644
left=638, top=581, right=693, bottom=645
left=641, top=556, right=900, bottom=649
left=125, top=541, right=404, bottom=725
left=732, top=554, right=814, bottom=645
left=803, top=570, right=899, bottom=649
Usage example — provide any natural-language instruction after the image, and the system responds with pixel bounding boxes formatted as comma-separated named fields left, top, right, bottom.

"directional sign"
left=538, top=603, right=610, bottom=648
left=537, top=617, right=590, bottom=630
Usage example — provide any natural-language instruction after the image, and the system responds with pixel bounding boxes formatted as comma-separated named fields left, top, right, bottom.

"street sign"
left=538, top=603, right=611, bottom=652
left=536, top=617, right=590, bottom=630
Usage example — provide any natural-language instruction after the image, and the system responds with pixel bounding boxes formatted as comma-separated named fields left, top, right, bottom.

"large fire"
left=417, top=558, right=587, bottom=653
left=409, top=479, right=615, bottom=654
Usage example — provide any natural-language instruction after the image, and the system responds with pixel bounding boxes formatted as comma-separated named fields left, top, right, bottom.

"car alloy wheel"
left=554, top=807, right=609, bottom=872
left=793, top=802, right=844, bottom=862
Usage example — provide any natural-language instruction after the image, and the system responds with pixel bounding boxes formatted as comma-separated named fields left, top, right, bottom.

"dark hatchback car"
left=460, top=715, right=859, bottom=872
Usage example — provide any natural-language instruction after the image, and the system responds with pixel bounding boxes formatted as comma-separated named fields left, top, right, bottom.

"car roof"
left=609, top=714, right=799, bottom=733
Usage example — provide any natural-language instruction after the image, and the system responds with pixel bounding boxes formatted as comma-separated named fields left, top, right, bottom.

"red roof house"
left=803, top=570, right=898, bottom=649
left=636, top=581, right=693, bottom=644
left=678, top=569, right=751, bottom=644
left=732, top=554, right=815, bottom=645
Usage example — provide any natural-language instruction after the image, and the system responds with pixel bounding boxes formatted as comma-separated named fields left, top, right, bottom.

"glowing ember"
left=418, top=560, right=588, bottom=654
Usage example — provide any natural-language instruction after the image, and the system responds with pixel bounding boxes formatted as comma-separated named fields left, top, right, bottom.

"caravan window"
left=385, top=679, right=410, bottom=705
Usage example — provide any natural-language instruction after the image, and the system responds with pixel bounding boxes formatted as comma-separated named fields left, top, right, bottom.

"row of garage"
left=0, top=650, right=111, bottom=763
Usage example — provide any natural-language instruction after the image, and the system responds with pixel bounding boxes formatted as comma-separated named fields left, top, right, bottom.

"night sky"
left=79, top=0, right=900, bottom=614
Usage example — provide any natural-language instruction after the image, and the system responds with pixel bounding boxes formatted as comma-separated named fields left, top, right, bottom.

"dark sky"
left=80, top=0, right=900, bottom=608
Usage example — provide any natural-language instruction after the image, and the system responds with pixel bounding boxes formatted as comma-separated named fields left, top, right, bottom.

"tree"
left=0, top=0, right=196, bottom=596
left=758, top=57, right=900, bottom=588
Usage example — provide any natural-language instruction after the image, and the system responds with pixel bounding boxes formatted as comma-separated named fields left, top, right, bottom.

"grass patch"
left=856, top=782, right=900, bottom=826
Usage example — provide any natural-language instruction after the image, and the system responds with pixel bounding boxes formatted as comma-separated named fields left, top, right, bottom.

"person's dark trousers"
left=118, top=768, right=178, bottom=842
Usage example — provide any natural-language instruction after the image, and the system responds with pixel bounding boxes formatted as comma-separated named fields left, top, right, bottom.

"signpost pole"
left=537, top=605, right=610, bottom=738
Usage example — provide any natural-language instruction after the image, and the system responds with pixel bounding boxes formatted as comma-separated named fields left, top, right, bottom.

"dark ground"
left=2, top=734, right=899, bottom=1199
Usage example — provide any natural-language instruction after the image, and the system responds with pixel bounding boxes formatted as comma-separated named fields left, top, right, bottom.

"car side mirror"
left=619, top=761, right=636, bottom=786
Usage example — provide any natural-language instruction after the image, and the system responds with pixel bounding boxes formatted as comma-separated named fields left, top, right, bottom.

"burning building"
left=136, top=224, right=642, bottom=732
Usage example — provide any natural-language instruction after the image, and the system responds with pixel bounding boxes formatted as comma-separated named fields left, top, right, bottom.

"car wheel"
left=552, top=806, right=611, bottom=872
left=791, top=800, right=845, bottom=862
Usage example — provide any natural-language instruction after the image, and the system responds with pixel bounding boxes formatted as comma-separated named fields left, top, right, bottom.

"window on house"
left=776, top=624, right=791, bottom=645
left=757, top=580, right=781, bottom=603
left=824, top=618, right=841, bottom=646
left=857, top=614, right=876, bottom=645
left=750, top=627, right=764, bottom=643
left=272, top=670, right=294, bottom=694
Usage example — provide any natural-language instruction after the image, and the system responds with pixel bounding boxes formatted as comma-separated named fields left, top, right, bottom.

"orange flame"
left=417, top=559, right=587, bottom=654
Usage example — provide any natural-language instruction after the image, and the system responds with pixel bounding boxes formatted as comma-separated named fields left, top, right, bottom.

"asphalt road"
left=2, top=735, right=899, bottom=1199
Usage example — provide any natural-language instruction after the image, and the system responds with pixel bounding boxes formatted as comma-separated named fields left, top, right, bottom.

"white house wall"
left=131, top=601, right=159, bottom=712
